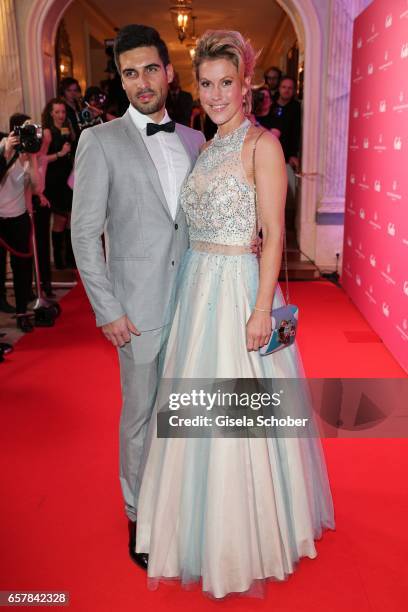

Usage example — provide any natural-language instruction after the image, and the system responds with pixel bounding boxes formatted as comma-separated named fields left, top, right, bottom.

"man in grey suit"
left=71, top=24, right=204, bottom=569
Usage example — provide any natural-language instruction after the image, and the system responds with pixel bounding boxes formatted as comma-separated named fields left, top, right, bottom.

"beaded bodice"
left=180, top=119, right=256, bottom=247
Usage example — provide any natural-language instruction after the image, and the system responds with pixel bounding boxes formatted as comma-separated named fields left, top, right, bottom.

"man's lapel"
left=121, top=110, right=172, bottom=221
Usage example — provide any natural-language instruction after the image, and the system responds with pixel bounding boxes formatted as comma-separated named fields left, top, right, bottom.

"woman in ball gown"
left=135, top=30, right=335, bottom=599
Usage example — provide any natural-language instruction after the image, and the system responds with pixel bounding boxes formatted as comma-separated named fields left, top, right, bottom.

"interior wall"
left=60, top=0, right=115, bottom=94
left=0, top=0, right=24, bottom=132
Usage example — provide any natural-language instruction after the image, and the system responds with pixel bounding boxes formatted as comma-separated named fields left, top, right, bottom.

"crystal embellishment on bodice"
left=180, top=119, right=256, bottom=246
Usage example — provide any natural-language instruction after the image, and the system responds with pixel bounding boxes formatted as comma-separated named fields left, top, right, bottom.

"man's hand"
left=101, top=315, right=141, bottom=347
left=4, top=132, right=19, bottom=159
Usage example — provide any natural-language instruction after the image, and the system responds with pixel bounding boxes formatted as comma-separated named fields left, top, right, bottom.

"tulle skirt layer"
left=135, top=248, right=335, bottom=599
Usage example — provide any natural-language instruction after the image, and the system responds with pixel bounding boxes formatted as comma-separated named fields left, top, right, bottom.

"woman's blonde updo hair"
left=192, top=30, right=259, bottom=114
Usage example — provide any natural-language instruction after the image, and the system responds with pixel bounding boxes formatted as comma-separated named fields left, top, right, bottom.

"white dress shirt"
left=0, top=139, right=29, bottom=218
left=128, top=105, right=191, bottom=219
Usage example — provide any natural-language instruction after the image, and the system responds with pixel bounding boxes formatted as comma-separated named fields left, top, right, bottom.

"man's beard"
left=131, top=91, right=166, bottom=116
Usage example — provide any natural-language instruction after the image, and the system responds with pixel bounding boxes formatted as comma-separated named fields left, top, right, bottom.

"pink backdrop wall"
left=342, top=0, right=408, bottom=373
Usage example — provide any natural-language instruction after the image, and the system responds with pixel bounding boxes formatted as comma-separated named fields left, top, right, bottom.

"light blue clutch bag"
left=259, top=304, right=299, bottom=356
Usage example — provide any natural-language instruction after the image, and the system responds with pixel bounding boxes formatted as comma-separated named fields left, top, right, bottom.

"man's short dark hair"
left=264, top=66, right=282, bottom=80
left=9, top=113, right=30, bottom=132
left=114, top=24, right=170, bottom=71
left=59, top=77, right=80, bottom=96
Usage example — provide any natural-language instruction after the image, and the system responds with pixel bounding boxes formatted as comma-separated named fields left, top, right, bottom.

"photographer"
left=40, top=98, right=75, bottom=270
left=59, top=77, right=82, bottom=146
left=0, top=114, right=42, bottom=332
left=83, top=86, right=116, bottom=124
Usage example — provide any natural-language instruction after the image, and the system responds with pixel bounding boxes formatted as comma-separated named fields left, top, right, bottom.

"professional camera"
left=13, top=123, right=43, bottom=153
left=77, top=93, right=106, bottom=130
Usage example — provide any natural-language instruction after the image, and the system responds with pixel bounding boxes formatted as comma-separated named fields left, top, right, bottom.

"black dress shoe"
left=0, top=296, right=16, bottom=314
left=128, top=519, right=149, bottom=570
left=0, top=342, right=13, bottom=354
left=16, top=315, right=34, bottom=333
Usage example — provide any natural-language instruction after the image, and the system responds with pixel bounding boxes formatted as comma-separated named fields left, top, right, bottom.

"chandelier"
left=169, top=0, right=193, bottom=43
left=185, top=15, right=198, bottom=60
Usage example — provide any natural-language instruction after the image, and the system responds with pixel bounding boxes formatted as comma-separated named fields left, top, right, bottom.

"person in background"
left=268, top=76, right=301, bottom=172
left=191, top=102, right=217, bottom=141
left=263, top=65, right=282, bottom=102
left=0, top=245, right=14, bottom=313
left=40, top=98, right=75, bottom=270
left=269, top=76, right=301, bottom=223
left=0, top=136, right=14, bottom=313
left=166, top=72, right=193, bottom=127
left=103, top=58, right=129, bottom=117
left=0, top=115, right=42, bottom=332
left=249, top=87, right=282, bottom=140
left=84, top=86, right=116, bottom=123
left=59, top=77, right=82, bottom=145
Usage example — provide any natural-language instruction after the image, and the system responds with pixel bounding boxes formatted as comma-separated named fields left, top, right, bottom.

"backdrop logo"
left=382, top=264, right=396, bottom=285
left=368, top=63, right=374, bottom=75
left=369, top=254, right=377, bottom=267
left=363, top=137, right=369, bottom=149
left=401, top=43, right=408, bottom=59
left=385, top=14, right=392, bottom=28
left=355, top=274, right=362, bottom=286
left=387, top=222, right=396, bottom=236
left=360, top=208, right=366, bottom=219
left=374, top=180, right=381, bottom=192
left=382, top=303, right=390, bottom=317
left=394, top=136, right=402, bottom=150
left=404, top=281, right=408, bottom=297
left=353, top=107, right=359, bottom=118
left=357, top=37, right=363, bottom=49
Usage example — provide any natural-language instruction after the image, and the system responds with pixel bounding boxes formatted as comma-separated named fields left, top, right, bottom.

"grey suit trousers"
left=118, top=325, right=168, bottom=521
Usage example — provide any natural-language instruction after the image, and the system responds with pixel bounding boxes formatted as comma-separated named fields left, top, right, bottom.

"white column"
left=315, top=0, right=371, bottom=271
left=0, top=0, right=24, bottom=132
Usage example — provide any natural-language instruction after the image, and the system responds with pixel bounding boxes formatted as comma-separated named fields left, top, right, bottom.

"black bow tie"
left=146, top=120, right=175, bottom=136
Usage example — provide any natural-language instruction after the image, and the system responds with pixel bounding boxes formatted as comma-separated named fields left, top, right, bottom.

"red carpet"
left=1, top=281, right=407, bottom=611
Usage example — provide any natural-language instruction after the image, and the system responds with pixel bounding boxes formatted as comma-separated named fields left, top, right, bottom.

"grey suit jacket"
left=71, top=109, right=205, bottom=331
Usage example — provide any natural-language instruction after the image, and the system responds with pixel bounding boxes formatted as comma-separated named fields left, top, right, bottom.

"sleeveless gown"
left=135, top=119, right=335, bottom=599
